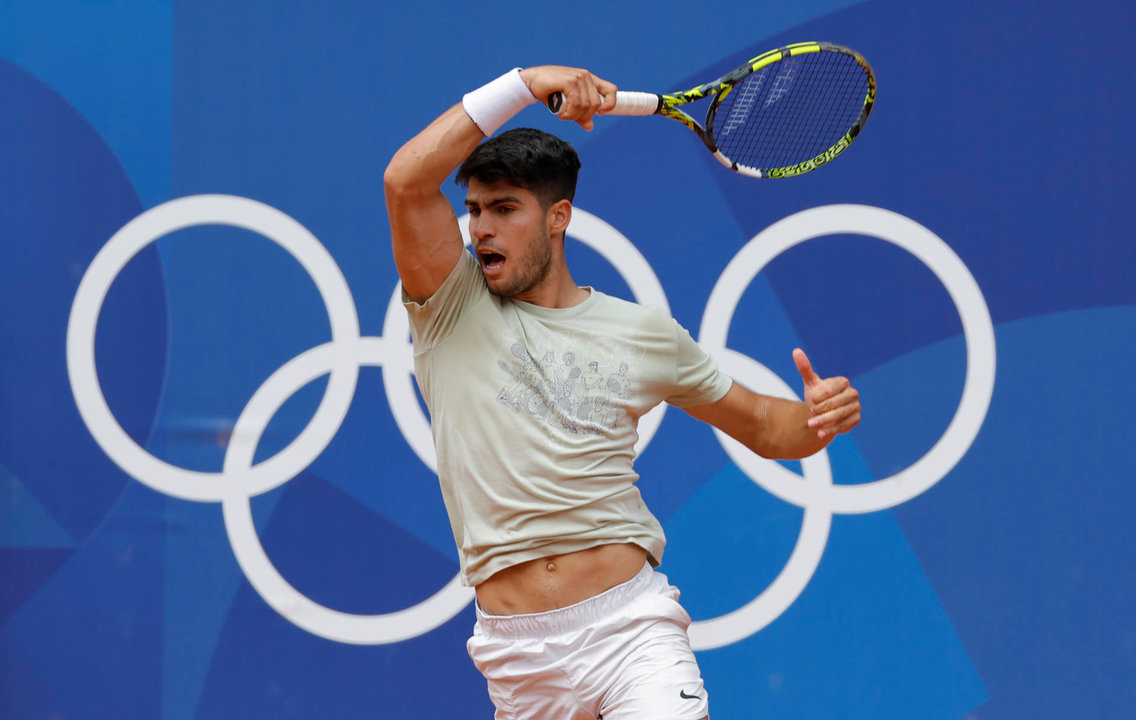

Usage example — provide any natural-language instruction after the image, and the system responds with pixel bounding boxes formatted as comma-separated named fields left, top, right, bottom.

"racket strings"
left=711, top=51, right=870, bottom=173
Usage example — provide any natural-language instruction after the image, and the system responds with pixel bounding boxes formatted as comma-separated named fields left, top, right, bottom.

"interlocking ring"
left=67, top=196, right=994, bottom=647
left=688, top=204, right=995, bottom=649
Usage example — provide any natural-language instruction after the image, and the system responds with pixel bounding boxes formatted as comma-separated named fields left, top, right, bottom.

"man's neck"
left=514, top=263, right=588, bottom=308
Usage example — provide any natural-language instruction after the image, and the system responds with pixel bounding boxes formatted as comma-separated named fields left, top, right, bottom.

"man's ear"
left=547, top=199, right=572, bottom=237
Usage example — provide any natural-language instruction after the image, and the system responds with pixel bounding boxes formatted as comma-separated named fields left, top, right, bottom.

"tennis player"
left=384, top=65, right=861, bottom=720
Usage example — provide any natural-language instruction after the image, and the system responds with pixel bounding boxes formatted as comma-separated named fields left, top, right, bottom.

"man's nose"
left=471, top=217, right=494, bottom=240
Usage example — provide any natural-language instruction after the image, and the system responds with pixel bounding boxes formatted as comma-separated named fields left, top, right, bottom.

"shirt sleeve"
left=663, top=320, right=734, bottom=407
left=401, top=250, right=486, bottom=353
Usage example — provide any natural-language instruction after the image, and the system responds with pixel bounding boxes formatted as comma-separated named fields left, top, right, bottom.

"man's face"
left=464, top=179, right=554, bottom=299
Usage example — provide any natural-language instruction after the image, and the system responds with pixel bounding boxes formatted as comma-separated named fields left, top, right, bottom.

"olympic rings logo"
left=65, top=195, right=995, bottom=649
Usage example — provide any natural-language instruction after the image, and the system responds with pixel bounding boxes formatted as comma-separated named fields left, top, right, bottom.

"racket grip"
left=546, top=91, right=661, bottom=117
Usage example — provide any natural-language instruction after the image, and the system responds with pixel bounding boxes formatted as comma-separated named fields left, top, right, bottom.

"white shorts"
left=467, top=563, right=710, bottom=720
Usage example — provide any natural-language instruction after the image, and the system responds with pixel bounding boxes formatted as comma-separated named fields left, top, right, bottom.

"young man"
left=384, top=65, right=861, bottom=720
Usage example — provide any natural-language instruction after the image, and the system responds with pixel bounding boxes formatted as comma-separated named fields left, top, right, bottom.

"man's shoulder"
left=589, top=290, right=676, bottom=327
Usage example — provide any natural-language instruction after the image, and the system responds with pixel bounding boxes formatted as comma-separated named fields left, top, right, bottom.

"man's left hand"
left=793, top=348, right=861, bottom=440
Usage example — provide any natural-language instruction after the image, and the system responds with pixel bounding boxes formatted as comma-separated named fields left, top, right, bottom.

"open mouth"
left=478, top=250, right=506, bottom=273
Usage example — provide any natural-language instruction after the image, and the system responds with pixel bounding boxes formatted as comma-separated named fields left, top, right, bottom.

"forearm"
left=755, top=395, right=830, bottom=460
left=383, top=103, right=484, bottom=198
left=385, top=66, right=547, bottom=196
left=385, top=64, right=613, bottom=195
left=684, top=383, right=832, bottom=462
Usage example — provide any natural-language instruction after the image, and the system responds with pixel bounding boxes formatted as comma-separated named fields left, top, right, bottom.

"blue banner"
left=2, top=1, right=1133, bottom=718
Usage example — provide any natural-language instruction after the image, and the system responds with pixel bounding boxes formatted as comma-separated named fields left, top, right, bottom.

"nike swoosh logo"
left=679, top=689, right=700, bottom=700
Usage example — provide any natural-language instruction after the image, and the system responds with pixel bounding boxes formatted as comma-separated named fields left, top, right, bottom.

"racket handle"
left=546, top=91, right=661, bottom=117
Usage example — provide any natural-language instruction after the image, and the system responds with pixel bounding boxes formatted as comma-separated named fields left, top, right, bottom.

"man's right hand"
left=519, top=66, right=618, bottom=131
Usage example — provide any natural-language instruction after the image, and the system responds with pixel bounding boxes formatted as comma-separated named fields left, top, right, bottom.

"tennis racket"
left=548, top=42, right=876, bottom=178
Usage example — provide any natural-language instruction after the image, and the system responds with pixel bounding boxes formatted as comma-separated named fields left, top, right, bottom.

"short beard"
left=487, top=227, right=553, bottom=298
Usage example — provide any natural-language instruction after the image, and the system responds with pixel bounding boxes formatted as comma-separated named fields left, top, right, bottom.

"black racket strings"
left=712, top=51, right=869, bottom=172
left=714, top=52, right=859, bottom=168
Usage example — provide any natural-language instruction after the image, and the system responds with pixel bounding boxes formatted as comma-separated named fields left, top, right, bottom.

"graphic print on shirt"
left=495, top=329, right=640, bottom=435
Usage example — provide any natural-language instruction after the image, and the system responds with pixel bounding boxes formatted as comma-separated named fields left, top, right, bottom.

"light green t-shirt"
left=404, top=251, right=732, bottom=586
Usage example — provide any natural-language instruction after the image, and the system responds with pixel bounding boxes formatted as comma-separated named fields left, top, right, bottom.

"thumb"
left=793, top=348, right=822, bottom=387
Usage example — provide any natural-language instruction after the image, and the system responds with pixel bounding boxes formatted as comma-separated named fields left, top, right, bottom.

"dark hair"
left=456, top=128, right=581, bottom=206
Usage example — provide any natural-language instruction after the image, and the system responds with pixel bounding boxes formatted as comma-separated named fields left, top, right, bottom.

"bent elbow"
left=383, top=159, right=442, bottom=207
left=382, top=160, right=414, bottom=199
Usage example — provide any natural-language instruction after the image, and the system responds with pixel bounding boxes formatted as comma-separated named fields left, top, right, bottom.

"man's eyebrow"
left=464, top=195, right=523, bottom=208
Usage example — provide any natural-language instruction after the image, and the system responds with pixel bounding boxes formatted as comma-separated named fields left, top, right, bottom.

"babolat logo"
left=768, top=133, right=853, bottom=178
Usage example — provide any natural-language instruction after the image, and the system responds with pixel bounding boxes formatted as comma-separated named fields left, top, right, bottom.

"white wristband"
left=462, top=68, right=537, bottom=137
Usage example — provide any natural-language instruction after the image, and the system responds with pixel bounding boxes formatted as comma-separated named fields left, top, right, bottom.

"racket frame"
left=665, top=42, right=876, bottom=178
left=549, top=42, right=876, bottom=179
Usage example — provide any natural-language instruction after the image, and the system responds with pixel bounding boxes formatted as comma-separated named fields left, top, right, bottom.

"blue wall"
left=2, top=1, right=1133, bottom=718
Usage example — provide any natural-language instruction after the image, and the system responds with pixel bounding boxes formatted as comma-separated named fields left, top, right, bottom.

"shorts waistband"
left=475, top=562, right=656, bottom=639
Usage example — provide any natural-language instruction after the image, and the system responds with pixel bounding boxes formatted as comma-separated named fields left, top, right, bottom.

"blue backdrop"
left=2, top=1, right=1133, bottom=718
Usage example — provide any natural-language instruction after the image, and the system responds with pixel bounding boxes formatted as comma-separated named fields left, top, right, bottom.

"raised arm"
left=384, top=103, right=482, bottom=303
left=383, top=66, right=617, bottom=303
left=684, top=348, right=861, bottom=460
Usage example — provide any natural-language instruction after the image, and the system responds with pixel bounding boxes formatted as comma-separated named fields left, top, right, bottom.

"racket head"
left=671, top=42, right=876, bottom=178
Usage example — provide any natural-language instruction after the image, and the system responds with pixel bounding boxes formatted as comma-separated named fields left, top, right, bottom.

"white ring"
left=699, top=204, right=995, bottom=513
left=65, top=194, right=360, bottom=502
left=222, top=338, right=473, bottom=645
left=688, top=349, right=834, bottom=650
